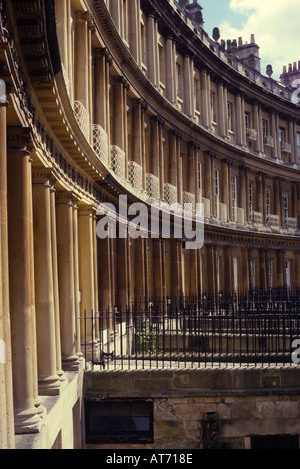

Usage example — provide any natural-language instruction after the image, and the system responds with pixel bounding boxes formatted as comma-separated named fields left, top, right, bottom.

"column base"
left=81, top=341, right=100, bottom=363
left=38, top=374, right=67, bottom=396
left=62, top=354, right=82, bottom=372
left=14, top=406, right=45, bottom=435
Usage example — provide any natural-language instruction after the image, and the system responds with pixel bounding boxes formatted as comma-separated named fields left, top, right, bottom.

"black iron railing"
left=81, top=288, right=300, bottom=370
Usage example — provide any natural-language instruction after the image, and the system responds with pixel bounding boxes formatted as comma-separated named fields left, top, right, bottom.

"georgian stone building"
left=1, top=0, right=300, bottom=450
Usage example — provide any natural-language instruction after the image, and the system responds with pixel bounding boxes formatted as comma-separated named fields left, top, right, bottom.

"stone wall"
left=84, top=367, right=300, bottom=449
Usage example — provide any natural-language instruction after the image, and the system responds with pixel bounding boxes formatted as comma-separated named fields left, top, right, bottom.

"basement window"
left=85, top=400, right=153, bottom=444
left=251, top=435, right=299, bottom=450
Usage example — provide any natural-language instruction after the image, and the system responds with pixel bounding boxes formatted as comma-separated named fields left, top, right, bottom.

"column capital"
left=7, top=127, right=33, bottom=152
left=75, top=10, right=92, bottom=23
left=77, top=204, right=96, bottom=216
left=32, top=168, right=57, bottom=186
left=55, top=190, right=79, bottom=206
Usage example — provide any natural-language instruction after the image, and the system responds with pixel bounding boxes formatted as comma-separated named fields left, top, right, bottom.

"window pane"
left=131, top=417, right=151, bottom=432
left=90, top=416, right=110, bottom=432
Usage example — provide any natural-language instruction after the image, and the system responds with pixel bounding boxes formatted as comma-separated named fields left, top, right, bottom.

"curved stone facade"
left=0, top=0, right=300, bottom=449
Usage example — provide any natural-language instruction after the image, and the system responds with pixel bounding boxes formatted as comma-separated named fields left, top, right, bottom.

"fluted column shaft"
left=78, top=206, right=95, bottom=343
left=32, top=173, right=62, bottom=395
left=56, top=192, right=80, bottom=371
left=75, top=11, right=90, bottom=111
left=7, top=129, right=44, bottom=434
left=0, top=103, right=14, bottom=448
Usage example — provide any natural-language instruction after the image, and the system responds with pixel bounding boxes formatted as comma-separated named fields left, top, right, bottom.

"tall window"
left=245, top=112, right=249, bottom=131
left=297, top=133, right=300, bottom=158
left=214, top=169, right=220, bottom=218
left=249, top=181, right=253, bottom=220
left=176, top=63, right=183, bottom=100
left=282, top=191, right=288, bottom=227
left=279, top=127, right=285, bottom=144
left=262, top=120, right=267, bottom=137
left=265, top=187, right=271, bottom=223
left=231, top=175, right=237, bottom=221
left=194, top=77, right=201, bottom=112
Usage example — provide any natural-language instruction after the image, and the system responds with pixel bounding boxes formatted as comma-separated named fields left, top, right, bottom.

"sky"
left=199, top=0, right=300, bottom=81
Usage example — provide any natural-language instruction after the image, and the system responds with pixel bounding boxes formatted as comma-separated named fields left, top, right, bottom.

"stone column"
left=50, top=186, right=65, bottom=381
left=117, top=237, right=130, bottom=310
left=94, top=49, right=108, bottom=132
left=207, top=245, right=217, bottom=295
left=223, top=247, right=232, bottom=292
left=153, top=239, right=164, bottom=298
left=276, top=250, right=284, bottom=287
left=241, top=249, right=250, bottom=290
left=244, top=167, right=250, bottom=223
left=147, top=12, right=158, bottom=87
left=133, top=99, right=143, bottom=166
left=98, top=235, right=113, bottom=311
left=78, top=205, right=96, bottom=346
left=55, top=0, right=68, bottom=72
left=56, top=192, right=80, bottom=371
left=114, top=77, right=126, bottom=151
left=259, top=249, right=267, bottom=290
left=271, top=109, right=279, bottom=159
left=222, top=159, right=229, bottom=221
left=158, top=118, right=165, bottom=199
left=201, top=69, right=210, bottom=128
left=171, top=242, right=182, bottom=298
left=129, top=0, right=142, bottom=66
left=223, top=85, right=229, bottom=139
left=92, top=213, right=99, bottom=336
left=289, top=118, right=296, bottom=164
left=236, top=93, right=243, bottom=146
left=184, top=55, right=192, bottom=117
left=166, top=34, right=175, bottom=103
left=210, top=154, right=216, bottom=218
left=188, top=143, right=196, bottom=197
left=0, top=103, right=14, bottom=448
left=7, top=128, right=45, bottom=434
left=169, top=130, right=178, bottom=187
left=239, top=166, right=246, bottom=224
left=73, top=203, right=82, bottom=357
left=135, top=238, right=146, bottom=300
left=276, top=112, right=282, bottom=160
left=227, top=163, right=233, bottom=222
left=75, top=11, right=90, bottom=111
left=274, top=177, right=282, bottom=227
left=253, top=101, right=261, bottom=153
left=111, top=0, right=121, bottom=31
left=32, top=171, right=63, bottom=396
left=218, top=81, right=226, bottom=138
left=257, top=172, right=264, bottom=217
left=258, top=104, right=264, bottom=153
